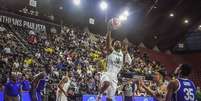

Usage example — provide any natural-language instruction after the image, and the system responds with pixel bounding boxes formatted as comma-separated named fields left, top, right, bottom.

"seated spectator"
left=44, top=47, right=54, bottom=54
left=27, top=33, right=37, bottom=45
left=0, top=25, right=6, bottom=32
left=196, top=87, right=201, bottom=101
left=24, top=57, right=34, bottom=67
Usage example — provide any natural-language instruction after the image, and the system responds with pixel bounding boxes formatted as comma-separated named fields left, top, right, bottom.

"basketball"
left=108, top=17, right=122, bottom=30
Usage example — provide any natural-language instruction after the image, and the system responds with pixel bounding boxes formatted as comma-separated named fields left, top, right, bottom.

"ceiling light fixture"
left=169, top=13, right=174, bottom=17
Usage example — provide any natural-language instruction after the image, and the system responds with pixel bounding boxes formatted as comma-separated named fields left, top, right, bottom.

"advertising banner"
left=0, top=14, right=46, bottom=31
left=0, top=92, right=3, bottom=101
left=133, top=96, right=155, bottom=101
left=0, top=11, right=61, bottom=33
left=83, top=95, right=123, bottom=101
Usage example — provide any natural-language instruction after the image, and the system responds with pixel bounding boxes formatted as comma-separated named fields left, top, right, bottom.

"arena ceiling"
left=1, top=0, right=201, bottom=51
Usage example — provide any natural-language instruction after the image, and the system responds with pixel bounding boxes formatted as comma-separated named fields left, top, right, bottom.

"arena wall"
left=139, top=48, right=201, bottom=87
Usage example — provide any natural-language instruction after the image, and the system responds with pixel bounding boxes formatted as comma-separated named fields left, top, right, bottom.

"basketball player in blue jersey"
left=31, top=64, right=53, bottom=101
left=166, top=64, right=197, bottom=101
left=4, top=73, right=21, bottom=101
left=97, top=18, right=129, bottom=101
left=21, top=74, right=31, bottom=91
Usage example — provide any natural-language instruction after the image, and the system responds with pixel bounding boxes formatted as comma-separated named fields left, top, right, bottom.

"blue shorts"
left=31, top=91, right=42, bottom=101
left=21, top=92, right=31, bottom=101
left=36, top=92, right=42, bottom=101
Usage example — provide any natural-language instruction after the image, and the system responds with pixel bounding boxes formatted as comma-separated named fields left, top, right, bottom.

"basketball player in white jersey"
left=56, top=72, right=72, bottom=101
left=97, top=18, right=129, bottom=101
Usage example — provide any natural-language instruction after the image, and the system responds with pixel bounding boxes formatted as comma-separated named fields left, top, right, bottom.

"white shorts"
left=100, top=72, right=118, bottom=98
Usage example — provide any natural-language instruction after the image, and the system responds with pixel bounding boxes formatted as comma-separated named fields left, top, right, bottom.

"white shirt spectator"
left=125, top=53, right=132, bottom=65
left=4, top=47, right=11, bottom=54
left=0, top=26, right=6, bottom=32
left=50, top=27, right=57, bottom=34
left=14, top=62, right=20, bottom=68
left=35, top=52, right=41, bottom=59
left=29, top=30, right=35, bottom=35
left=66, top=28, right=70, bottom=33
left=45, top=41, right=50, bottom=46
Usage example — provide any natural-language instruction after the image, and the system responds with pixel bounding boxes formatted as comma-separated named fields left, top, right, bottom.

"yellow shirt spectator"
left=90, top=51, right=101, bottom=61
left=24, top=58, right=33, bottom=65
left=44, top=47, right=54, bottom=54
left=98, top=58, right=107, bottom=72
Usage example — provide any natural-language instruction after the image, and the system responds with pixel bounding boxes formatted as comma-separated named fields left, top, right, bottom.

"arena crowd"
left=0, top=23, right=200, bottom=101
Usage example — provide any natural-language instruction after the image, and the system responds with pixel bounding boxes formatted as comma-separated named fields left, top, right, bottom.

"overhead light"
left=198, top=25, right=201, bottom=30
left=119, top=15, right=127, bottom=21
left=73, top=0, right=80, bottom=6
left=100, top=1, right=108, bottom=11
left=123, top=10, right=129, bottom=16
left=169, top=13, right=174, bottom=17
left=118, top=10, right=130, bottom=21
left=59, top=6, right=63, bottom=10
left=184, top=19, right=189, bottom=24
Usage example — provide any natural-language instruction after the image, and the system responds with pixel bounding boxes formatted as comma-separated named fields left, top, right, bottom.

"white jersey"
left=106, top=50, right=124, bottom=76
left=56, top=77, right=71, bottom=101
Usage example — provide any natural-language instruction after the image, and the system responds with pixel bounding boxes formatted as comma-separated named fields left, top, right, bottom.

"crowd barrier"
left=0, top=92, right=156, bottom=101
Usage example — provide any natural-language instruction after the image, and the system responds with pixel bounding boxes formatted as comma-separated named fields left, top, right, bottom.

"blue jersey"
left=172, top=78, right=196, bottom=101
left=36, top=79, right=46, bottom=92
left=21, top=80, right=31, bottom=91
left=35, top=77, right=47, bottom=101
left=4, top=81, right=21, bottom=96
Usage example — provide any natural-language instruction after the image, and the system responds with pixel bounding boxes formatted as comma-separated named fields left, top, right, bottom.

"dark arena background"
left=0, top=0, right=201, bottom=101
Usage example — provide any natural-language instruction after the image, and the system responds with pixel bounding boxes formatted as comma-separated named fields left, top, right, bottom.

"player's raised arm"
left=165, top=80, right=178, bottom=101
left=122, top=41, right=128, bottom=53
left=106, top=20, right=113, bottom=53
left=123, top=42, right=132, bottom=65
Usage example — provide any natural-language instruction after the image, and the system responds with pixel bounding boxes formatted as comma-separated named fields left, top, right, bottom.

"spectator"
left=0, top=25, right=6, bottom=32
left=123, top=81, right=133, bottom=101
left=196, top=87, right=201, bottom=101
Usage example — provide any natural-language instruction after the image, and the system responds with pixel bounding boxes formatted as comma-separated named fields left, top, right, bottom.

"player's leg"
left=97, top=74, right=110, bottom=101
left=6, top=96, right=12, bottom=101
left=36, top=92, right=42, bottom=101
left=13, top=96, right=20, bottom=101
left=99, top=73, right=111, bottom=94
left=100, top=81, right=110, bottom=94
left=97, top=81, right=110, bottom=101
left=107, top=80, right=117, bottom=101
left=106, top=97, right=113, bottom=101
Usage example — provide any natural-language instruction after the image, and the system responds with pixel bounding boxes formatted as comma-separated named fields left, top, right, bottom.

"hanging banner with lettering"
left=0, top=11, right=62, bottom=32
left=0, top=15, right=46, bottom=31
